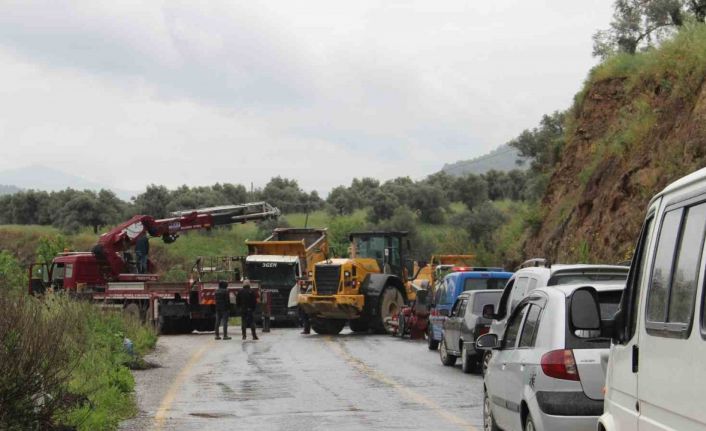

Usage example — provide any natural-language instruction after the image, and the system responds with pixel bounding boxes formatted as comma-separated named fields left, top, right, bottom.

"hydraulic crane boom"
left=92, top=201, right=280, bottom=279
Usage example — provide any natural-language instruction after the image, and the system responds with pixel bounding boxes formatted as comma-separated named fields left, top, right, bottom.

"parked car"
left=476, top=282, right=625, bottom=431
left=438, top=289, right=502, bottom=373
left=428, top=268, right=512, bottom=350
left=484, top=260, right=629, bottom=345
left=569, top=167, right=706, bottom=431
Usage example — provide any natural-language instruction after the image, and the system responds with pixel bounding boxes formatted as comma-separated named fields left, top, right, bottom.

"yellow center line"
left=324, top=337, right=479, bottom=431
left=153, top=340, right=215, bottom=430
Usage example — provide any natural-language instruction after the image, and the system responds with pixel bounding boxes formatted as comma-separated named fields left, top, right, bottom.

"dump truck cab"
left=299, top=231, right=415, bottom=335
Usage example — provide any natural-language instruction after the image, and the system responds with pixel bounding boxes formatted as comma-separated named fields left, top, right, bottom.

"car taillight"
left=477, top=325, right=490, bottom=336
left=541, top=349, right=580, bottom=381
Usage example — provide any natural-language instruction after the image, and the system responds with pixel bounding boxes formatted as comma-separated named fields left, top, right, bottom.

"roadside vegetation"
left=0, top=247, right=156, bottom=431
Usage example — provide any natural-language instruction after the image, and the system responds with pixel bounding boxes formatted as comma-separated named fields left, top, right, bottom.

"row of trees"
left=0, top=177, right=322, bottom=233
left=326, top=169, right=533, bottom=225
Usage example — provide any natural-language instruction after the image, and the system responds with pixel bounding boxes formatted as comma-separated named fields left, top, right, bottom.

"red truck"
left=28, top=202, right=280, bottom=334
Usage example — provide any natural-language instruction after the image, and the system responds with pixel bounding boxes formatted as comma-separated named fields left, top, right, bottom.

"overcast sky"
left=0, top=0, right=613, bottom=194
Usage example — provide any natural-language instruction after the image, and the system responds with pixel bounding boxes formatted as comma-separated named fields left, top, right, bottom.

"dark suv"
left=438, top=289, right=502, bottom=373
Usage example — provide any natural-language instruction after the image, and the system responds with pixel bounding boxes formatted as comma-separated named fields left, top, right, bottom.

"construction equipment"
left=298, top=231, right=426, bottom=335
left=244, top=228, right=328, bottom=324
left=391, top=255, right=475, bottom=339
left=28, top=202, right=280, bottom=333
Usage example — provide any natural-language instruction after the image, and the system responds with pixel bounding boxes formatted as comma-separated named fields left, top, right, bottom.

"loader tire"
left=349, top=318, right=370, bottom=333
left=372, top=285, right=405, bottom=334
left=311, top=318, right=346, bottom=335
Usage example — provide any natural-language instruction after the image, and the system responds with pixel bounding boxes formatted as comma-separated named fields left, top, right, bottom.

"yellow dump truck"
left=245, top=228, right=328, bottom=323
left=298, top=231, right=426, bottom=335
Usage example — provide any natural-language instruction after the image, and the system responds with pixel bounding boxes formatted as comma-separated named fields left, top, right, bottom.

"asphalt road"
left=120, top=327, right=485, bottom=431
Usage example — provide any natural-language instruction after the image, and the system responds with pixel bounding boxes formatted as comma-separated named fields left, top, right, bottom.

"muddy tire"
left=311, top=318, right=346, bottom=335
left=439, top=338, right=457, bottom=366
left=427, top=326, right=439, bottom=350
left=373, top=286, right=405, bottom=334
left=349, top=318, right=369, bottom=333
left=484, top=389, right=501, bottom=431
left=461, top=344, right=475, bottom=374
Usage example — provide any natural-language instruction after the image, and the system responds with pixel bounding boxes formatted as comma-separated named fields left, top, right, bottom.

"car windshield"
left=246, top=262, right=297, bottom=287
left=548, top=272, right=627, bottom=286
left=463, top=277, right=508, bottom=291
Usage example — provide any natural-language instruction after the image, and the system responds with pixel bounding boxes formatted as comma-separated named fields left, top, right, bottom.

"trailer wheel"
left=374, top=286, right=405, bottom=334
left=349, top=318, right=369, bottom=333
left=311, top=318, right=345, bottom=335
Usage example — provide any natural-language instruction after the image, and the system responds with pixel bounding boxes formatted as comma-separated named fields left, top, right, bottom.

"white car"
left=480, top=262, right=628, bottom=372
left=477, top=282, right=625, bottom=431
left=580, top=167, right=706, bottom=431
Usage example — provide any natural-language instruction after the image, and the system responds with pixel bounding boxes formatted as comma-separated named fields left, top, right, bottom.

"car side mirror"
left=482, top=304, right=496, bottom=320
left=569, top=287, right=602, bottom=338
left=439, top=309, right=450, bottom=317
left=475, top=333, right=500, bottom=350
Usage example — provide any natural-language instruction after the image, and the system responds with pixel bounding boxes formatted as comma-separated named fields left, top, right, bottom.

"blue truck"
left=427, top=268, right=512, bottom=350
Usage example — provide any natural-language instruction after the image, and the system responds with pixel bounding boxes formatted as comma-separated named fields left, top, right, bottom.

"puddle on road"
left=189, top=412, right=236, bottom=419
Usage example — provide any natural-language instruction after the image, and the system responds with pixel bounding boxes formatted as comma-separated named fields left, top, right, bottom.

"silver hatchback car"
left=476, top=283, right=624, bottom=431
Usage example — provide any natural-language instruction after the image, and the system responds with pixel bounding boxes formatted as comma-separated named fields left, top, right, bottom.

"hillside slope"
left=441, top=144, right=525, bottom=177
left=525, top=26, right=706, bottom=263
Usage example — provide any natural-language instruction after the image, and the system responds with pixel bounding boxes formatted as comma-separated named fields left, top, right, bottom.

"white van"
left=570, top=167, right=706, bottom=431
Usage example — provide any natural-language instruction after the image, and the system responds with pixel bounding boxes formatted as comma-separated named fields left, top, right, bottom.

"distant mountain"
left=0, top=184, right=21, bottom=195
left=441, top=144, right=527, bottom=177
left=0, top=165, right=137, bottom=200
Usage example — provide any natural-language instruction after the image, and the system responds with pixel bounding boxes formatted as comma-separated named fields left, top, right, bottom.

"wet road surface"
left=120, top=327, right=484, bottom=431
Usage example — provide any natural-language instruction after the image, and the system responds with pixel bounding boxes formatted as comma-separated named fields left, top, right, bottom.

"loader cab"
left=349, top=231, right=409, bottom=279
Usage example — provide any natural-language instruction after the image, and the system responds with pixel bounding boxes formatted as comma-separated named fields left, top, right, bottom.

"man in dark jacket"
left=214, top=280, right=231, bottom=340
left=236, top=283, right=258, bottom=340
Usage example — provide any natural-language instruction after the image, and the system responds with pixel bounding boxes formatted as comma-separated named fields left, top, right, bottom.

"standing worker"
left=135, top=234, right=149, bottom=274
left=236, top=283, right=259, bottom=340
left=214, top=280, right=231, bottom=340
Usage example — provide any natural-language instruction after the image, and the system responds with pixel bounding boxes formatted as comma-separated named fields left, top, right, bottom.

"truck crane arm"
left=92, top=201, right=280, bottom=278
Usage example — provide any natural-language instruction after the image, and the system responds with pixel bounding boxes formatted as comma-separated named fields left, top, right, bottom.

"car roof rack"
left=518, top=258, right=549, bottom=270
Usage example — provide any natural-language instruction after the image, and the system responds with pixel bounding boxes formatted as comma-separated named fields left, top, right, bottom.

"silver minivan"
left=477, top=282, right=624, bottom=431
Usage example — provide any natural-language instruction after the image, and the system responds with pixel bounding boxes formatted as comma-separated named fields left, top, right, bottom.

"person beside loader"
left=214, top=280, right=231, bottom=340
left=237, top=283, right=259, bottom=340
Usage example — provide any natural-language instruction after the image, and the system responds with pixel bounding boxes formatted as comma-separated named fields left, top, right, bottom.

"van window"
left=646, top=202, right=706, bottom=337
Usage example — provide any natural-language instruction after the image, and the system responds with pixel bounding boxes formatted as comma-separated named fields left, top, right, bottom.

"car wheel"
left=483, top=390, right=500, bottom=431
left=482, top=351, right=492, bottom=375
left=427, top=326, right=439, bottom=350
left=439, top=338, right=457, bottom=366
left=461, top=343, right=473, bottom=374
left=524, top=414, right=536, bottom=431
